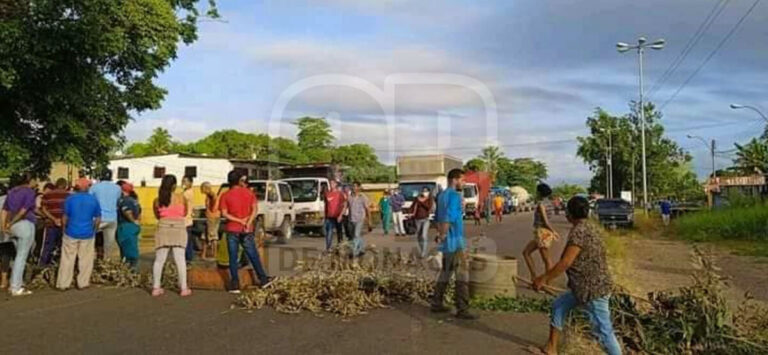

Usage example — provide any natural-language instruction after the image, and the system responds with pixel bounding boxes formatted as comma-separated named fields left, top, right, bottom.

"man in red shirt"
left=323, top=179, right=345, bottom=251
left=219, top=170, right=275, bottom=294
left=39, top=178, right=70, bottom=265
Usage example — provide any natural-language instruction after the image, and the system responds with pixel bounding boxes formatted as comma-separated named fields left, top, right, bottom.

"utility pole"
left=617, top=37, right=665, bottom=214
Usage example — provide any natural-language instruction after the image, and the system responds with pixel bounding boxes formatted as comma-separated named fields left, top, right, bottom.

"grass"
left=671, top=203, right=768, bottom=257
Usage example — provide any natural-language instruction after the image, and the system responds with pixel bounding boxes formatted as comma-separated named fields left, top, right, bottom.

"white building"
left=108, top=153, right=280, bottom=187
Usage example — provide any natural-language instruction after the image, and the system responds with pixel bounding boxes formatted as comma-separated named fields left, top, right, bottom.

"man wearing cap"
left=117, top=182, right=141, bottom=271
left=89, top=169, right=121, bottom=260
left=58, top=178, right=101, bottom=290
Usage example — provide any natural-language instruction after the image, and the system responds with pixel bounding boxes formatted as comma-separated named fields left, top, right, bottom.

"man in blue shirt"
left=660, top=198, right=672, bottom=226
left=90, top=169, right=121, bottom=260
left=431, top=168, right=477, bottom=320
left=58, top=178, right=102, bottom=290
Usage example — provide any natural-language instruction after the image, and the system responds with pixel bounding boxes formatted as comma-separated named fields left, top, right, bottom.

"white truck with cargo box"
left=396, top=155, right=463, bottom=234
left=279, top=164, right=343, bottom=235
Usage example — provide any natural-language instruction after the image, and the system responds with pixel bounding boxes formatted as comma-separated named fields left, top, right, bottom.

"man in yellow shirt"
left=493, top=194, right=504, bottom=223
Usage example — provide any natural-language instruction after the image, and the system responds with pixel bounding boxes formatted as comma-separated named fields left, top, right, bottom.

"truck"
left=279, top=164, right=343, bottom=235
left=397, top=154, right=463, bottom=210
left=464, top=171, right=493, bottom=218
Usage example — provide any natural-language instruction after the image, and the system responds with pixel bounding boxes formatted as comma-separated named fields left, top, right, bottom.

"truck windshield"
left=286, top=179, right=320, bottom=203
left=463, top=186, right=477, bottom=198
left=399, top=182, right=437, bottom=201
left=597, top=200, right=631, bottom=210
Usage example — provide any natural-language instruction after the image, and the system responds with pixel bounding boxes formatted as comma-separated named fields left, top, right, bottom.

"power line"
left=647, top=0, right=731, bottom=99
left=659, top=0, right=762, bottom=111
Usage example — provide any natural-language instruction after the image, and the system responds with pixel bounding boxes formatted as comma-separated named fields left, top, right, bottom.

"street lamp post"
left=617, top=37, right=665, bottom=213
left=686, top=135, right=716, bottom=179
left=730, top=104, right=768, bottom=122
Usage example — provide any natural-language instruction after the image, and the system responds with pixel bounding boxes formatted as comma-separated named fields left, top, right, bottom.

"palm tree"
left=734, top=138, right=768, bottom=174
left=480, top=145, right=504, bottom=179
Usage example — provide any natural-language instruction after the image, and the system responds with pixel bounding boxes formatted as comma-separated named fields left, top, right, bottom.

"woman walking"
left=151, top=175, right=191, bottom=297
left=378, top=189, right=393, bottom=235
left=522, top=183, right=559, bottom=283
left=117, top=182, right=141, bottom=271
left=409, top=187, right=433, bottom=258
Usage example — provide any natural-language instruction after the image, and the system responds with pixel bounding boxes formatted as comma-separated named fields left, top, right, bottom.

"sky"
left=124, top=0, right=768, bottom=185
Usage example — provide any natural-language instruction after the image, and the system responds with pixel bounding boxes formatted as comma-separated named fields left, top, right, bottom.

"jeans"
left=392, top=211, right=405, bottom=235
left=342, top=216, right=354, bottom=241
left=351, top=221, right=365, bottom=256
left=9, top=220, right=35, bottom=292
left=414, top=219, right=430, bottom=258
left=185, top=226, right=195, bottom=262
left=324, top=218, right=343, bottom=250
left=39, top=226, right=62, bottom=266
left=227, top=232, right=269, bottom=290
left=99, top=221, right=118, bottom=260
left=551, top=291, right=622, bottom=355
left=432, top=251, right=470, bottom=313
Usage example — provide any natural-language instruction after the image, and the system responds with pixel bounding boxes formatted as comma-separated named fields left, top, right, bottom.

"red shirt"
left=219, top=186, right=257, bottom=233
left=324, top=189, right=345, bottom=219
left=41, top=189, right=69, bottom=226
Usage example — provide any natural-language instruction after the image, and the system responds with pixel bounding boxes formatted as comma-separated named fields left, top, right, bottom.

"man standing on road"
left=1, top=173, right=38, bottom=296
left=182, top=176, right=196, bottom=262
left=90, top=169, right=121, bottom=260
left=378, top=189, right=393, bottom=236
left=390, top=188, right=405, bottom=236
left=323, top=179, right=345, bottom=251
left=344, top=182, right=370, bottom=257
left=493, top=193, right=504, bottom=223
left=219, top=170, right=275, bottom=293
left=431, top=169, right=477, bottom=320
left=660, top=197, right=672, bottom=227
left=39, top=178, right=69, bottom=265
left=58, top=178, right=101, bottom=291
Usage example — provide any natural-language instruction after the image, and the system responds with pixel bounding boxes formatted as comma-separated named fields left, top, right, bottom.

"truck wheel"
left=279, top=217, right=293, bottom=243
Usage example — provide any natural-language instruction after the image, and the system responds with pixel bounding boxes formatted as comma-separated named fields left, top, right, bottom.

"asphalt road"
left=0, top=211, right=572, bottom=355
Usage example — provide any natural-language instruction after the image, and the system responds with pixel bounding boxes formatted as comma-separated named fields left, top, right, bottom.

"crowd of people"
left=2, top=167, right=620, bottom=354
left=0, top=169, right=276, bottom=297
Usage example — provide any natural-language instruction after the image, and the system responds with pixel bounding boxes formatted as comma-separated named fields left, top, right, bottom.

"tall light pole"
left=730, top=104, right=768, bottom=122
left=599, top=127, right=614, bottom=199
left=617, top=37, right=665, bottom=213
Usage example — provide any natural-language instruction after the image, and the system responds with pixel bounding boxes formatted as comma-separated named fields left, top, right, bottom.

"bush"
left=673, top=204, right=768, bottom=242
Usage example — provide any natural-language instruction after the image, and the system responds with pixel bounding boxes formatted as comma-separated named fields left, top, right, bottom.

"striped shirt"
left=41, top=189, right=69, bottom=226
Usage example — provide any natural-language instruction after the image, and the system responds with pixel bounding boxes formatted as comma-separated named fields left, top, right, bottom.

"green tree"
left=552, top=183, right=586, bottom=199
left=733, top=138, right=768, bottom=174
left=187, top=130, right=269, bottom=159
left=480, top=145, right=504, bottom=179
left=0, top=0, right=218, bottom=174
left=576, top=103, right=698, bottom=201
left=295, top=117, right=333, bottom=162
left=464, top=158, right=485, bottom=172
left=124, top=127, right=186, bottom=157
left=498, top=157, right=548, bottom=193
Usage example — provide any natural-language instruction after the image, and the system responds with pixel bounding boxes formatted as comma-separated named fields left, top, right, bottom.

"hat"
left=76, top=178, right=91, bottom=191
left=121, top=182, right=134, bottom=193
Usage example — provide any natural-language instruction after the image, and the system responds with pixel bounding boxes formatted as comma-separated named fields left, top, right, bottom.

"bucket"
left=469, top=253, right=518, bottom=298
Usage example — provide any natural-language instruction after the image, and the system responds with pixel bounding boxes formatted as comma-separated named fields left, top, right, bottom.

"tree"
left=332, top=144, right=395, bottom=183
left=480, top=145, right=504, bottom=179
left=0, top=0, right=218, bottom=174
left=498, top=157, right=548, bottom=193
left=464, top=158, right=485, bottom=172
left=295, top=117, right=334, bottom=162
left=124, top=127, right=185, bottom=157
left=733, top=138, right=768, bottom=174
left=552, top=184, right=586, bottom=199
left=576, top=103, right=699, bottom=201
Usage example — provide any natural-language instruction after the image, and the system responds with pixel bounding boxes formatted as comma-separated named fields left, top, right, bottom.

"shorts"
left=206, top=218, right=221, bottom=241
left=533, top=227, right=556, bottom=249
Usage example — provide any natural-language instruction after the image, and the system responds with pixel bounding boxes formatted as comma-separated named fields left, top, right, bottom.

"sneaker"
left=228, top=289, right=242, bottom=295
left=455, top=311, right=479, bottom=320
left=10, top=288, right=32, bottom=297
left=260, top=276, right=278, bottom=289
left=151, top=288, right=165, bottom=297
left=180, top=289, right=192, bottom=297
left=430, top=304, right=451, bottom=313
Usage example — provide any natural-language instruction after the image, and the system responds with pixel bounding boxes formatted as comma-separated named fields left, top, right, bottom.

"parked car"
left=196, top=179, right=296, bottom=242
left=595, top=198, right=634, bottom=228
